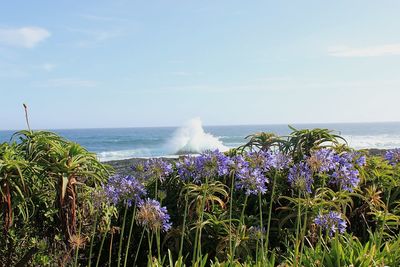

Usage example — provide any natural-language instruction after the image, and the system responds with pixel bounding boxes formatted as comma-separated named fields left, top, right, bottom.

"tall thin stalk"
left=192, top=177, right=209, bottom=265
left=23, top=103, right=31, bottom=132
left=179, top=191, right=189, bottom=258
left=73, top=213, right=83, bottom=267
left=265, top=171, right=278, bottom=256
left=294, top=191, right=302, bottom=267
left=108, top=230, right=115, bottom=267
left=228, top=173, right=235, bottom=266
left=117, top=203, right=129, bottom=267
left=133, top=229, right=145, bottom=266
left=258, top=193, right=265, bottom=262
left=95, top=221, right=111, bottom=267
left=232, top=194, right=249, bottom=261
left=123, top=205, right=137, bottom=267
left=88, top=213, right=99, bottom=267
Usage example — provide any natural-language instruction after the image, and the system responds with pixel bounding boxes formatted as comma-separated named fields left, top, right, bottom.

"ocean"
left=1, top=119, right=400, bottom=161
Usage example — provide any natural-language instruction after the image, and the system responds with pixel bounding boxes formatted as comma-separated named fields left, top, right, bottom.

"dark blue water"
left=1, top=121, right=400, bottom=161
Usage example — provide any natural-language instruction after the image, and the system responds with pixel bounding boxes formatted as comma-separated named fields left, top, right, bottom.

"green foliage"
left=0, top=130, right=110, bottom=266
left=2, top=126, right=400, bottom=266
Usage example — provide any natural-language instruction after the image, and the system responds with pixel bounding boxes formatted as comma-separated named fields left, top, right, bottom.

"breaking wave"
left=166, top=118, right=228, bottom=154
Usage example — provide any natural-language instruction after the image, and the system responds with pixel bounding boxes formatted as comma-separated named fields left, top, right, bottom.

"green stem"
left=108, top=232, right=114, bottom=267
left=117, top=203, right=129, bottom=267
left=232, top=194, right=249, bottom=261
left=95, top=221, right=110, bottom=267
left=88, top=213, right=99, bottom=267
left=124, top=205, right=137, bottom=267
left=133, top=228, right=145, bottom=267
left=229, top=173, right=235, bottom=266
left=179, top=191, right=189, bottom=258
left=299, top=195, right=308, bottom=265
left=258, top=193, right=265, bottom=262
left=294, top=191, right=302, bottom=267
left=193, top=177, right=209, bottom=265
left=378, top=187, right=391, bottom=247
left=156, top=229, right=161, bottom=263
left=147, top=230, right=153, bottom=263
left=265, top=171, right=277, bottom=256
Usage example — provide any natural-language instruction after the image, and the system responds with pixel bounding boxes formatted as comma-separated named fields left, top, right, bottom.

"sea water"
left=1, top=119, right=400, bottom=161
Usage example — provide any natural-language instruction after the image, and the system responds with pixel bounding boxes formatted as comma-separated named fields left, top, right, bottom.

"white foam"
left=97, top=148, right=153, bottom=161
left=344, top=134, right=400, bottom=149
left=165, top=118, right=228, bottom=154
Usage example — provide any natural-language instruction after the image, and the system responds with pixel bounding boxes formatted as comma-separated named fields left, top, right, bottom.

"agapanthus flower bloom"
left=330, top=152, right=360, bottom=192
left=104, top=175, right=146, bottom=206
left=307, top=149, right=336, bottom=173
left=235, top=166, right=268, bottom=195
left=143, top=158, right=173, bottom=182
left=355, top=155, right=367, bottom=167
left=195, top=150, right=233, bottom=178
left=270, top=151, right=292, bottom=171
left=385, top=148, right=400, bottom=166
left=91, top=188, right=108, bottom=209
left=177, top=150, right=232, bottom=182
left=245, top=151, right=274, bottom=172
left=136, top=198, right=172, bottom=232
left=288, top=162, right=313, bottom=193
left=176, top=155, right=199, bottom=181
left=314, top=211, right=347, bottom=236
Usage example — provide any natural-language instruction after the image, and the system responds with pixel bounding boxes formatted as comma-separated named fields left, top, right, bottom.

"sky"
left=1, top=1, right=400, bottom=130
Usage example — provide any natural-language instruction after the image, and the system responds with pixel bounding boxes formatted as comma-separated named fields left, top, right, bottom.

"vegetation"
left=1, top=125, right=400, bottom=266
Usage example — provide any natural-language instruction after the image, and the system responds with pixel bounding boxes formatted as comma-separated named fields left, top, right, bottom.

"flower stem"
left=179, top=191, right=189, bottom=259
left=258, top=193, right=265, bottom=262
left=229, top=173, right=235, bottom=266
left=123, top=205, right=137, bottom=267
left=265, top=171, right=277, bottom=256
left=117, top=203, right=129, bottom=267
left=88, top=213, right=99, bottom=267
left=133, top=228, right=145, bottom=266
left=95, top=221, right=110, bottom=267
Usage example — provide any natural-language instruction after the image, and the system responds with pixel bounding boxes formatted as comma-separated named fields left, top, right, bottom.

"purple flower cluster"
left=136, top=198, right=172, bottom=232
left=385, top=148, right=400, bottom=166
left=308, top=149, right=336, bottom=173
left=103, top=175, right=146, bottom=206
left=176, top=150, right=232, bottom=182
left=176, top=155, right=199, bottom=181
left=304, top=149, right=364, bottom=192
left=288, top=162, right=313, bottom=193
left=270, top=151, right=292, bottom=170
left=143, top=158, right=173, bottom=182
left=314, top=211, right=347, bottom=236
left=330, top=152, right=360, bottom=192
left=234, top=155, right=268, bottom=195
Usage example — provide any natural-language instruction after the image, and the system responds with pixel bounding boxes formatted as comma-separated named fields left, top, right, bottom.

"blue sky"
left=1, top=1, right=400, bottom=130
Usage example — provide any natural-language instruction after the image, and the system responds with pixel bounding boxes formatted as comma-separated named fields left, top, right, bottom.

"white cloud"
left=328, top=44, right=400, bottom=57
left=0, top=27, right=50, bottom=48
left=41, top=63, right=56, bottom=71
left=80, top=14, right=127, bottom=22
left=32, top=78, right=97, bottom=88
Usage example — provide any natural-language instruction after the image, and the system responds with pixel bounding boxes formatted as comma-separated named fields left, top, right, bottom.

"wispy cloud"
left=32, top=78, right=98, bottom=88
left=40, top=63, right=56, bottom=71
left=328, top=44, right=400, bottom=57
left=80, top=14, right=127, bottom=22
left=169, top=71, right=204, bottom=76
left=68, top=27, right=123, bottom=47
left=0, top=26, right=50, bottom=48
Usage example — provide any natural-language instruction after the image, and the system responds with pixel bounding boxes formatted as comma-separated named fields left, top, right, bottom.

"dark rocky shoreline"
left=105, top=149, right=388, bottom=175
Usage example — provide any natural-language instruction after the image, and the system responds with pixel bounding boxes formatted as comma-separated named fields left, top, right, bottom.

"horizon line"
left=2, top=120, right=400, bottom=132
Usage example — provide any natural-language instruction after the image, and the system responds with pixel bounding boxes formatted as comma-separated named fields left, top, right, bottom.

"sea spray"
left=166, top=118, right=228, bottom=154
